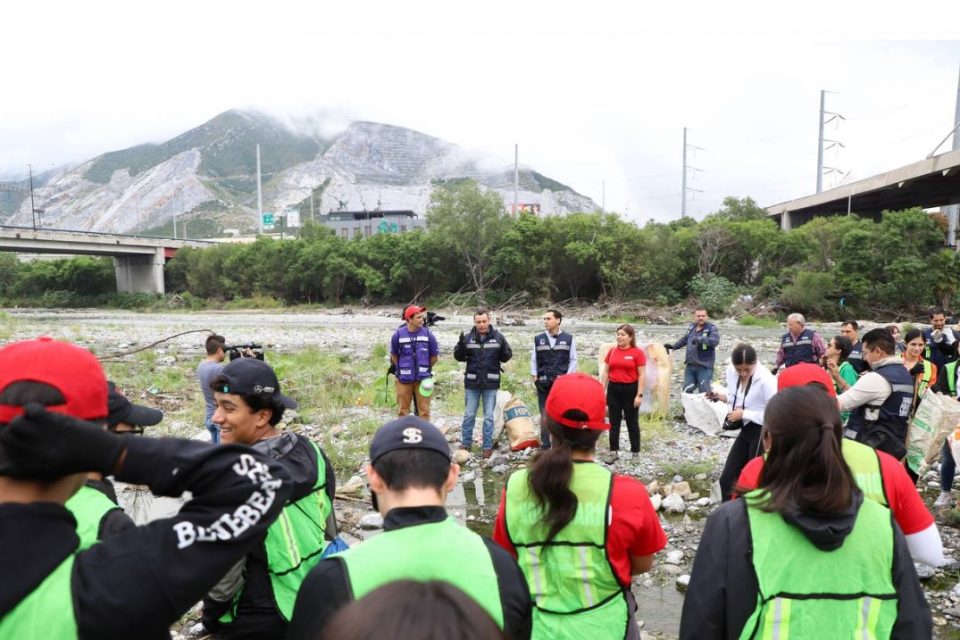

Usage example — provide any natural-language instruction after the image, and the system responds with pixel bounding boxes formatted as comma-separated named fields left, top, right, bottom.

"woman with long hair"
left=680, top=386, right=931, bottom=639
left=600, top=324, right=646, bottom=458
left=823, top=334, right=858, bottom=425
left=493, top=373, right=666, bottom=640
left=708, top=343, right=777, bottom=501
left=902, top=328, right=937, bottom=412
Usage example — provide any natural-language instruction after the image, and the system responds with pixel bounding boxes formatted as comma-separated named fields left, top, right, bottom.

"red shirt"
left=737, top=449, right=933, bottom=535
left=604, top=346, right=647, bottom=384
left=492, top=468, right=667, bottom=586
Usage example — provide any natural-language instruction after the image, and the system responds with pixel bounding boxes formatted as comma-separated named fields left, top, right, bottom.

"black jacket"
left=0, top=437, right=292, bottom=640
left=202, top=433, right=337, bottom=639
left=286, top=506, right=532, bottom=640
left=454, top=327, right=513, bottom=389
left=679, top=494, right=931, bottom=639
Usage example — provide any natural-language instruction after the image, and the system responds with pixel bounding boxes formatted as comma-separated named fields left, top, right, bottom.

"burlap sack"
left=503, top=396, right=539, bottom=450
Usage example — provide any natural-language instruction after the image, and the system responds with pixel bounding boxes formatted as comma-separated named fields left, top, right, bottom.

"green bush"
left=689, top=275, right=738, bottom=316
left=779, top=272, right=839, bottom=320
left=738, top=314, right=778, bottom=327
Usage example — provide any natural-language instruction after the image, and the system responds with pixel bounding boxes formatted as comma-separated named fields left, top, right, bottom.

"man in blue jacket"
left=454, top=309, right=513, bottom=458
left=665, top=307, right=720, bottom=393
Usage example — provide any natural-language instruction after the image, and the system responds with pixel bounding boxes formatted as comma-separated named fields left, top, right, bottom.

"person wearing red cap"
left=493, top=373, right=666, bottom=640
left=0, top=337, right=292, bottom=639
left=390, top=305, right=440, bottom=421
left=737, top=361, right=944, bottom=568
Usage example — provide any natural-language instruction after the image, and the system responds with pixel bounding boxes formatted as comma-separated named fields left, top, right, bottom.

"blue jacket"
left=453, top=327, right=513, bottom=389
left=670, top=322, right=720, bottom=369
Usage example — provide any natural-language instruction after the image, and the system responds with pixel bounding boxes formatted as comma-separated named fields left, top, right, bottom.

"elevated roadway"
left=0, top=226, right=213, bottom=294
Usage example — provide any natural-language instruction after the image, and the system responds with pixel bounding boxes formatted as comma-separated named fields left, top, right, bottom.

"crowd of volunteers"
left=5, top=304, right=959, bottom=638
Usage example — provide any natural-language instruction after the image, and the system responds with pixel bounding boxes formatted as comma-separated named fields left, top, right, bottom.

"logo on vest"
left=402, top=428, right=423, bottom=443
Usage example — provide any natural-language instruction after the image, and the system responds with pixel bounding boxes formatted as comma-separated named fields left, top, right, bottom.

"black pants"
left=719, top=421, right=762, bottom=501
left=607, top=381, right=640, bottom=453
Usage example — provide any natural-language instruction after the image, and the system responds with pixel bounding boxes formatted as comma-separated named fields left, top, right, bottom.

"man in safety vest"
left=0, top=337, right=291, bottom=639
left=201, top=357, right=337, bottom=639
left=773, top=312, right=827, bottom=372
left=530, top=309, right=577, bottom=448
left=390, top=305, right=440, bottom=421
left=839, top=328, right=914, bottom=459
left=287, top=415, right=532, bottom=640
left=840, top=320, right=867, bottom=375
left=65, top=381, right=163, bottom=549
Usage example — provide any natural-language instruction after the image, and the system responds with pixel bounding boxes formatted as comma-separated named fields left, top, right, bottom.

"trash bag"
left=681, top=392, right=728, bottom=436
left=597, top=342, right=673, bottom=414
left=907, top=389, right=960, bottom=475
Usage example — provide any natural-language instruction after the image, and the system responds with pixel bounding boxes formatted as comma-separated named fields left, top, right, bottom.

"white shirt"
left=838, top=355, right=903, bottom=413
left=724, top=363, right=778, bottom=426
left=529, top=332, right=578, bottom=376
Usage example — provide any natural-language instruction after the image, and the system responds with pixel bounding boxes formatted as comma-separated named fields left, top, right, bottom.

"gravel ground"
left=4, top=308, right=959, bottom=639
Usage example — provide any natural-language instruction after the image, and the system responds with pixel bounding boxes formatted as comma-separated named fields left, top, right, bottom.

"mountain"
left=4, top=110, right=598, bottom=235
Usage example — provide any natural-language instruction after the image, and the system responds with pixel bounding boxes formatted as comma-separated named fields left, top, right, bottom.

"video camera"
left=425, top=311, right=445, bottom=327
left=224, top=343, right=265, bottom=361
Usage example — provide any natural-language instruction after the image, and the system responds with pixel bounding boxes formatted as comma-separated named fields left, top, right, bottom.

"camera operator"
left=197, top=334, right=226, bottom=443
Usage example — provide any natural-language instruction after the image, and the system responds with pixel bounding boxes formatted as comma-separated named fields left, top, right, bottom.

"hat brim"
left=279, top=394, right=298, bottom=410
left=121, top=403, right=164, bottom=428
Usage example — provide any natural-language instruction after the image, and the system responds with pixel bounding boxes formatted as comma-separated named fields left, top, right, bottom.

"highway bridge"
left=767, top=148, right=960, bottom=232
left=0, top=226, right=213, bottom=294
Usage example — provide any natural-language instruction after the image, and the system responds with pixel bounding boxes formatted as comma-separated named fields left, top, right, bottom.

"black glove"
left=770, top=365, right=779, bottom=376
left=663, top=343, right=673, bottom=351
left=0, top=404, right=126, bottom=480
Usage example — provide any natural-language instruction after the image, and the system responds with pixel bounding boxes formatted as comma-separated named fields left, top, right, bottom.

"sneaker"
left=482, top=448, right=493, bottom=459
left=934, top=491, right=952, bottom=508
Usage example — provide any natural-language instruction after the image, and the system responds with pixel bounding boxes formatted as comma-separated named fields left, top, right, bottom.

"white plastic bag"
left=907, top=389, right=960, bottom=475
left=681, top=392, right=728, bottom=436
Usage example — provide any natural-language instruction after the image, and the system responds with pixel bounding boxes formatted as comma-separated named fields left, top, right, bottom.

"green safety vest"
left=339, top=515, right=504, bottom=628
left=841, top=439, right=887, bottom=507
left=946, top=360, right=959, bottom=397
left=504, top=463, right=627, bottom=640
left=220, top=439, right=333, bottom=624
left=739, top=491, right=898, bottom=640
left=0, top=555, right=78, bottom=638
left=65, top=484, right=123, bottom=549
left=917, top=359, right=934, bottom=398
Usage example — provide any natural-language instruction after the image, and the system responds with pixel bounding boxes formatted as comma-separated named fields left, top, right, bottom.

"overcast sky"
left=3, top=1, right=960, bottom=223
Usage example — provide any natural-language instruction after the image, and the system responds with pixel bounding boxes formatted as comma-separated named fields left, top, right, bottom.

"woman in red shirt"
left=600, top=324, right=646, bottom=457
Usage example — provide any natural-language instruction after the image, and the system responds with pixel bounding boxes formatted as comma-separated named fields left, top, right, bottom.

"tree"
left=426, top=181, right=509, bottom=303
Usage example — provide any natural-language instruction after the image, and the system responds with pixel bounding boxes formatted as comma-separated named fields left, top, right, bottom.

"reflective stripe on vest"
left=0, top=554, right=77, bottom=638
left=917, top=359, right=934, bottom=399
left=340, top=516, right=504, bottom=628
left=264, top=439, right=331, bottom=620
left=739, top=492, right=897, bottom=640
left=847, top=363, right=914, bottom=439
left=841, top=439, right=887, bottom=507
left=504, top=464, right=627, bottom=640
left=65, top=483, right=123, bottom=549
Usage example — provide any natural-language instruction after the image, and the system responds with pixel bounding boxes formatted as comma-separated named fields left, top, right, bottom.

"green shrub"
left=689, top=275, right=738, bottom=317
left=779, top=272, right=838, bottom=319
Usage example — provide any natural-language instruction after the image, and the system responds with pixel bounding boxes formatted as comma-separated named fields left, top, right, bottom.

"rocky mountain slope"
left=2, top=110, right=598, bottom=235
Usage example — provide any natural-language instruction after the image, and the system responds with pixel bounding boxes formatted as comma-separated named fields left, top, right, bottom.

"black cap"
left=369, top=415, right=452, bottom=465
left=218, top=358, right=297, bottom=409
left=107, top=382, right=163, bottom=428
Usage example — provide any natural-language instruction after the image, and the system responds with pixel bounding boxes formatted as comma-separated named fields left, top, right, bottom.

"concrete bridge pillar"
left=780, top=210, right=792, bottom=231
left=114, top=248, right=165, bottom=294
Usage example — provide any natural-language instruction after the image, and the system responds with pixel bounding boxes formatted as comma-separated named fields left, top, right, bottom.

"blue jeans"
left=683, top=365, right=713, bottom=393
left=942, top=440, right=956, bottom=492
left=462, top=388, right=497, bottom=450
left=206, top=419, right=221, bottom=444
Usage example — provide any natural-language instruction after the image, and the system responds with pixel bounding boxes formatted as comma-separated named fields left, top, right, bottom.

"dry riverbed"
left=2, top=308, right=960, bottom=638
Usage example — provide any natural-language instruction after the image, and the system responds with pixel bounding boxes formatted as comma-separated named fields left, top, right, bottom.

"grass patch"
left=738, top=314, right=778, bottom=328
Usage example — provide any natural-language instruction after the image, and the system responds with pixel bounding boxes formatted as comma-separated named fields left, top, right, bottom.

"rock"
left=338, top=476, right=365, bottom=495
left=672, top=474, right=683, bottom=483
left=943, top=608, right=960, bottom=618
left=696, top=497, right=713, bottom=507
left=600, top=451, right=618, bottom=465
left=329, top=425, right=345, bottom=438
left=951, top=582, right=960, bottom=598
left=662, top=493, right=686, bottom=513
left=642, top=579, right=653, bottom=588
left=665, top=549, right=684, bottom=565
left=686, top=492, right=700, bottom=502
left=914, top=562, right=936, bottom=580
left=646, top=480, right=660, bottom=495
left=694, top=473, right=708, bottom=480
left=671, top=481, right=692, bottom=498
left=492, top=464, right=510, bottom=474
left=676, top=574, right=691, bottom=592
left=661, top=564, right=683, bottom=575
left=453, top=449, right=471, bottom=465
left=359, top=513, right=384, bottom=530
left=649, top=494, right=662, bottom=512
left=156, top=355, right=176, bottom=366
left=461, top=471, right=477, bottom=483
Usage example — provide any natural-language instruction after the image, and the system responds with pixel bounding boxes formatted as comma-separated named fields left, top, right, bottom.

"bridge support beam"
left=780, top=210, right=792, bottom=231
left=113, top=248, right=165, bottom=295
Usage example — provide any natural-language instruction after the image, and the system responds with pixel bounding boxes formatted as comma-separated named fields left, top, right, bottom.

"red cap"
left=776, top=362, right=837, bottom=397
left=545, top=373, right=610, bottom=431
left=0, top=337, right=108, bottom=423
left=403, top=305, right=426, bottom=321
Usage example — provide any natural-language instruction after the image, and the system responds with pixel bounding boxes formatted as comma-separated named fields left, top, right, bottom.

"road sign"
left=262, top=213, right=274, bottom=225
